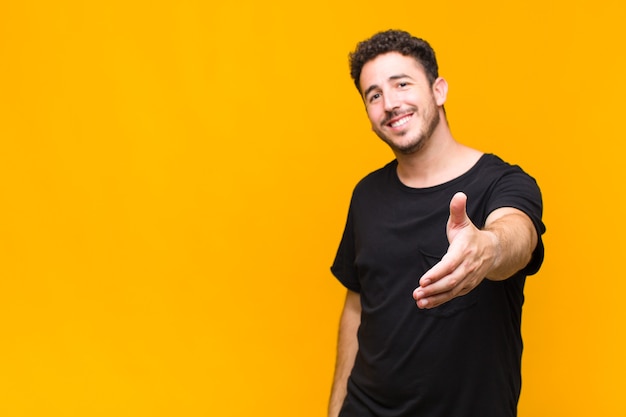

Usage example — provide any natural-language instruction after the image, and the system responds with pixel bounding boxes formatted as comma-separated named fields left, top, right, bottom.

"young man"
left=328, top=30, right=545, bottom=417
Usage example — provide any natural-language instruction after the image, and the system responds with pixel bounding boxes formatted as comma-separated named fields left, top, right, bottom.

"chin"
left=395, top=141, right=425, bottom=155
left=381, top=134, right=427, bottom=155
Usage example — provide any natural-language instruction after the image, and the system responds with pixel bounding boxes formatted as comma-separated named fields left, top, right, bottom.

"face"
left=359, top=52, right=446, bottom=155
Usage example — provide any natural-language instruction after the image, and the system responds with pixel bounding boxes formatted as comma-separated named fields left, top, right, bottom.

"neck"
left=394, top=121, right=482, bottom=188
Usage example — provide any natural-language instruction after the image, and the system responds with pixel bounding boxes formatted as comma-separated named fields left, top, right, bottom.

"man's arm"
left=413, top=192, right=538, bottom=309
left=328, top=290, right=361, bottom=417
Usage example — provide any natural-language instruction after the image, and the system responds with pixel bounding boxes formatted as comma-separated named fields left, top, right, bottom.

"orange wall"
left=0, top=1, right=624, bottom=416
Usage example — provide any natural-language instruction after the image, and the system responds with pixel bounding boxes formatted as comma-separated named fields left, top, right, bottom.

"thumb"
left=447, top=192, right=471, bottom=240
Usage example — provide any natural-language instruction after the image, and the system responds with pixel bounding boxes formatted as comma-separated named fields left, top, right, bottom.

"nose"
left=382, top=90, right=400, bottom=112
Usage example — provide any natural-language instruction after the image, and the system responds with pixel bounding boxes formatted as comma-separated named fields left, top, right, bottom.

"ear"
left=432, top=77, right=448, bottom=107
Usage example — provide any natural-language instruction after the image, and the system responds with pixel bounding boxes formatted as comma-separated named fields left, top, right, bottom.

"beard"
left=373, top=102, right=441, bottom=155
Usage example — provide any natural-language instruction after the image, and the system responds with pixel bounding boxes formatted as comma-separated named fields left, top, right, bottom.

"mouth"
left=387, top=113, right=413, bottom=129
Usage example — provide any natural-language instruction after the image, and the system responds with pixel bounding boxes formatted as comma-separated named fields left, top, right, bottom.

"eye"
left=369, top=92, right=381, bottom=103
left=398, top=82, right=408, bottom=88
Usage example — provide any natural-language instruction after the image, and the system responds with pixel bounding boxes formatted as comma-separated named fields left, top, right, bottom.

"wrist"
left=483, top=229, right=502, bottom=280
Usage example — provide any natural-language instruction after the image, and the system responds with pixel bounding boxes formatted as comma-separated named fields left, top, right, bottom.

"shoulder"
left=473, top=154, right=538, bottom=181
left=475, top=154, right=545, bottom=229
left=476, top=153, right=513, bottom=170
left=345, top=160, right=399, bottom=209
left=353, top=160, right=397, bottom=192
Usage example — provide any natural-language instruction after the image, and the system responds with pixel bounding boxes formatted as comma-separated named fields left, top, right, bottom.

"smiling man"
left=328, top=30, right=546, bottom=417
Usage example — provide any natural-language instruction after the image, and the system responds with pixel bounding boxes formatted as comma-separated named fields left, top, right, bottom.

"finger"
left=414, top=288, right=454, bottom=309
left=414, top=271, right=473, bottom=309
left=419, top=246, right=465, bottom=287
left=415, top=286, right=473, bottom=309
left=419, top=262, right=450, bottom=287
left=448, top=192, right=470, bottom=230
left=417, top=265, right=466, bottom=297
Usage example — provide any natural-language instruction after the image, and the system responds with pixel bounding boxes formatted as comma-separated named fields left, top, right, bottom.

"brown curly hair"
left=349, top=30, right=439, bottom=94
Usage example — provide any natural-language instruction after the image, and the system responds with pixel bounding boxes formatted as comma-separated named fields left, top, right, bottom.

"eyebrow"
left=362, top=73, right=413, bottom=99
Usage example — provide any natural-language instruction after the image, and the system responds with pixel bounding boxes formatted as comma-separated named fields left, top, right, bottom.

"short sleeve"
left=487, top=164, right=546, bottom=276
left=330, top=199, right=361, bottom=293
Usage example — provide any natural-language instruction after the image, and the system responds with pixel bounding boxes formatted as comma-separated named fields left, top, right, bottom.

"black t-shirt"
left=331, top=154, right=545, bottom=417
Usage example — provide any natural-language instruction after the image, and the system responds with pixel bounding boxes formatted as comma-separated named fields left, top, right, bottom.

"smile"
left=388, top=114, right=412, bottom=128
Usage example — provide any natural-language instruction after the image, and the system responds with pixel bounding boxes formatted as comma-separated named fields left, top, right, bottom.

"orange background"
left=1, top=1, right=624, bottom=416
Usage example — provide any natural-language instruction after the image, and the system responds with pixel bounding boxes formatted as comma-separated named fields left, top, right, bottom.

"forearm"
left=484, top=209, right=538, bottom=280
left=328, top=290, right=361, bottom=417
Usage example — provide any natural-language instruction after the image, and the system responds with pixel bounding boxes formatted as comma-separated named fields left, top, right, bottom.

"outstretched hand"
left=412, top=192, right=498, bottom=309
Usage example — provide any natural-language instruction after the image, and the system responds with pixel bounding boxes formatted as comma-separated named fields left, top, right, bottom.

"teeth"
left=390, top=115, right=411, bottom=128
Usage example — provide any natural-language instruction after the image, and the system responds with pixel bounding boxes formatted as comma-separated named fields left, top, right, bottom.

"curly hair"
left=349, top=30, right=439, bottom=94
